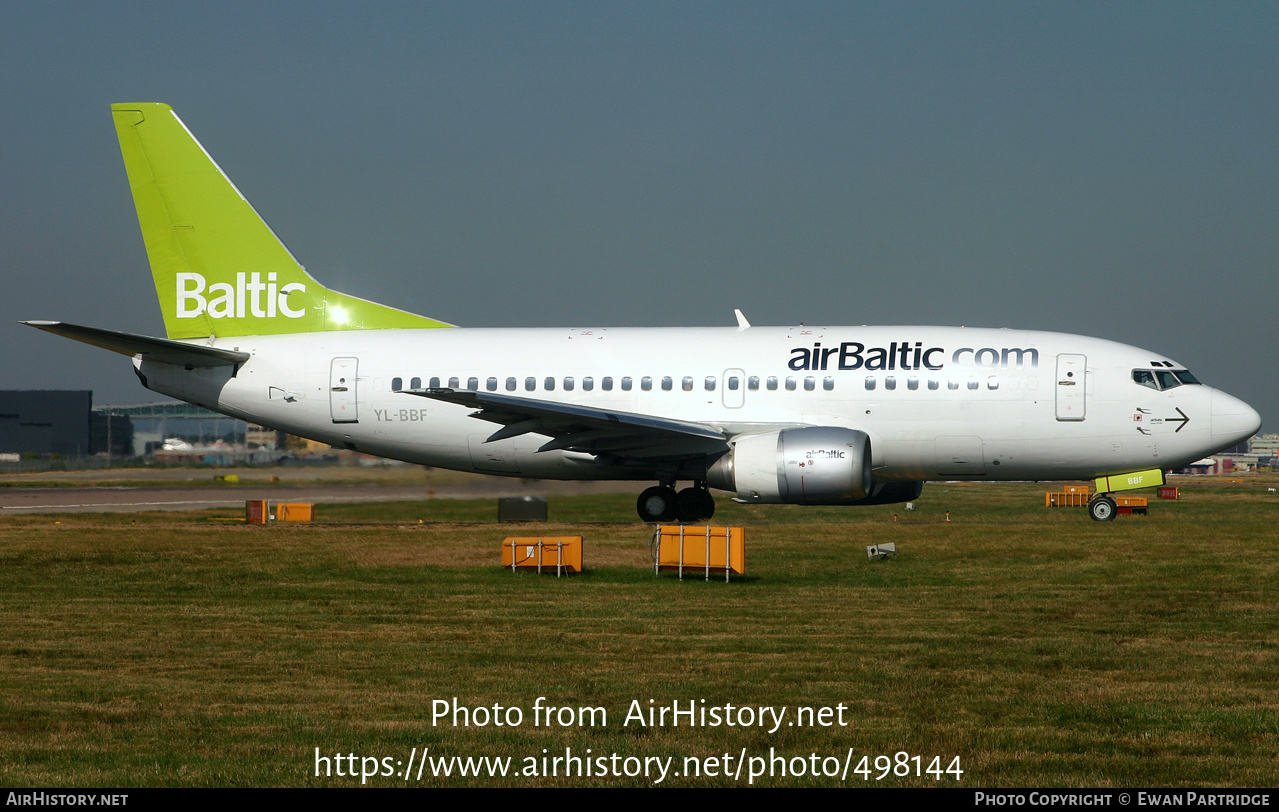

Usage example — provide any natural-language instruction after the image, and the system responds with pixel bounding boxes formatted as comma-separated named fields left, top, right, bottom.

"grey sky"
left=3, top=3, right=1275, bottom=431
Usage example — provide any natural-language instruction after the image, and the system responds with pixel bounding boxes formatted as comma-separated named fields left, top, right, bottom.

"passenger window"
left=603, top=377, right=614, bottom=391
left=948, top=381, right=959, bottom=390
left=544, top=377, right=556, bottom=391
left=661, top=376, right=673, bottom=391
left=467, top=377, right=478, bottom=391
left=506, top=377, right=517, bottom=391
left=411, top=377, right=421, bottom=389
left=785, top=377, right=797, bottom=391
left=641, top=377, right=652, bottom=391
left=823, top=377, right=834, bottom=391
left=583, top=377, right=594, bottom=391
left=682, top=376, right=693, bottom=391
left=885, top=376, right=896, bottom=390
left=705, top=376, right=717, bottom=391
left=564, top=377, right=575, bottom=391
left=748, top=376, right=760, bottom=391
left=525, top=377, right=536, bottom=392
left=865, top=377, right=876, bottom=390
left=728, top=377, right=740, bottom=391
left=622, top=377, right=633, bottom=391
left=429, top=377, right=441, bottom=388
left=928, top=380, right=939, bottom=390
left=486, top=377, right=498, bottom=391
left=987, top=377, right=998, bottom=390
left=392, top=377, right=403, bottom=392
left=907, top=377, right=919, bottom=391
left=766, top=377, right=778, bottom=391
left=804, top=376, right=815, bottom=391
left=448, top=377, right=460, bottom=388
left=967, top=380, right=979, bottom=390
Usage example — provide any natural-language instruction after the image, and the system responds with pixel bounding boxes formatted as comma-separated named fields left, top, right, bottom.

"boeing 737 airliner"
left=25, top=104, right=1262, bottom=522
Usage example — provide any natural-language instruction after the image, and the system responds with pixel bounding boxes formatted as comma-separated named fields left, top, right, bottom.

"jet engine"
left=707, top=426, right=874, bottom=504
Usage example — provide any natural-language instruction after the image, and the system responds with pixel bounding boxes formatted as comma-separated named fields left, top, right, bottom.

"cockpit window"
left=1134, top=368, right=1202, bottom=391
left=1156, top=370, right=1180, bottom=390
left=1132, top=370, right=1158, bottom=390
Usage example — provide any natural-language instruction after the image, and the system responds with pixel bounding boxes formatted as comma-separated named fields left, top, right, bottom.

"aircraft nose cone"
left=1211, top=389, right=1262, bottom=451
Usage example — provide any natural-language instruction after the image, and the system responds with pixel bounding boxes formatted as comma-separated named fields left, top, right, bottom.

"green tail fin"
left=111, top=103, right=452, bottom=339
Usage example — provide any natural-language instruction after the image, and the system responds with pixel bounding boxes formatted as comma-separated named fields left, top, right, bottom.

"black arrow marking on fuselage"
left=1166, top=407, right=1190, bottom=433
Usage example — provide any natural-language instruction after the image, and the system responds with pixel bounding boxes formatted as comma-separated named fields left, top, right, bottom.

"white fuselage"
left=138, top=324, right=1259, bottom=485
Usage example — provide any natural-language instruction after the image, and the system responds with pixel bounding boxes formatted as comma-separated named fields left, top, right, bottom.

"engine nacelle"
left=856, top=479, right=925, bottom=505
left=707, top=426, right=873, bottom=504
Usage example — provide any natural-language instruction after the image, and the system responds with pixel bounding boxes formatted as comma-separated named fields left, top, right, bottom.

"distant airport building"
left=97, top=402, right=281, bottom=460
left=0, top=391, right=93, bottom=456
left=1249, top=434, right=1279, bottom=459
left=0, top=393, right=285, bottom=465
left=1174, top=432, right=1271, bottom=475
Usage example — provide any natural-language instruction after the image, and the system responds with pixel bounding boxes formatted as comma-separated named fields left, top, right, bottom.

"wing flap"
left=407, top=388, right=728, bottom=460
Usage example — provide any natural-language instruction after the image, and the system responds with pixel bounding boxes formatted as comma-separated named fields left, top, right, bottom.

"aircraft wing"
left=22, top=321, right=250, bottom=367
left=407, top=388, right=730, bottom=459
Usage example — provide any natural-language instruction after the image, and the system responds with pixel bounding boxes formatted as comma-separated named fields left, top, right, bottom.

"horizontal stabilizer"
left=21, top=321, right=249, bottom=367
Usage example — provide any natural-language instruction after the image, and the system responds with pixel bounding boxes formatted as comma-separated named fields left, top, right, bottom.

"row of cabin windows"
left=866, top=376, right=1012, bottom=391
left=388, top=375, right=839, bottom=393
left=387, top=374, right=1026, bottom=394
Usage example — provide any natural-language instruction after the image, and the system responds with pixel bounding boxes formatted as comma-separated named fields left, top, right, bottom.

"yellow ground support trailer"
left=652, top=525, right=745, bottom=581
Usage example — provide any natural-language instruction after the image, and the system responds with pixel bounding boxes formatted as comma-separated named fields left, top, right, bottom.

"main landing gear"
left=637, top=483, right=716, bottom=524
left=1088, top=494, right=1117, bottom=522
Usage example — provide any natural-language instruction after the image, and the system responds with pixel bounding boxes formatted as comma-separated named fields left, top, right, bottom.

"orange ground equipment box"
left=502, top=537, right=582, bottom=575
left=276, top=503, right=314, bottom=522
left=652, top=525, right=745, bottom=581
left=1115, top=496, right=1149, bottom=515
left=246, top=500, right=270, bottom=524
left=1046, top=491, right=1091, bottom=507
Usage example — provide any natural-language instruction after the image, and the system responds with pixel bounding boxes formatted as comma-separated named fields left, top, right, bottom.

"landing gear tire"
left=675, top=486, right=716, bottom=524
left=637, top=486, right=678, bottom=523
left=1089, top=495, right=1117, bottom=522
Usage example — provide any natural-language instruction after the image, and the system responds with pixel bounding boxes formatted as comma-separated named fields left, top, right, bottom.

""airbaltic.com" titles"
left=788, top=341, right=1039, bottom=371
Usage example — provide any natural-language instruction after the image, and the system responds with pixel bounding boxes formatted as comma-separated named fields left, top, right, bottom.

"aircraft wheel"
left=637, top=486, right=678, bottom=523
left=1089, top=495, right=1117, bottom=522
left=675, top=487, right=716, bottom=524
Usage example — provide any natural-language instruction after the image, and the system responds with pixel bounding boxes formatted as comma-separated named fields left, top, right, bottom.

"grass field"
left=1, top=476, right=1276, bottom=787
